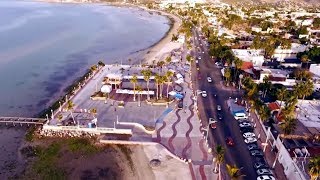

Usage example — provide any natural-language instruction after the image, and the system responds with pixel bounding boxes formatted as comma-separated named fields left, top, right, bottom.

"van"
left=234, top=112, right=248, bottom=120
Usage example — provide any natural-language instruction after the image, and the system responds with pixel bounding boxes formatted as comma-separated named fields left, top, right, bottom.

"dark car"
left=247, top=144, right=259, bottom=151
left=217, top=113, right=223, bottom=120
left=254, top=157, right=266, bottom=164
left=254, top=162, right=269, bottom=170
left=198, top=74, right=202, bottom=79
left=250, top=150, right=264, bottom=157
left=240, top=127, right=254, bottom=133
left=226, top=137, right=234, bottom=146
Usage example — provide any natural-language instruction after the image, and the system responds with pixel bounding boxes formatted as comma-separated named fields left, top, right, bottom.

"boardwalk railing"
left=0, top=117, right=47, bottom=125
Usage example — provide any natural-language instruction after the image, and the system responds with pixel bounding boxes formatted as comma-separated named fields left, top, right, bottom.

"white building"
left=273, top=43, right=308, bottom=61
left=232, top=49, right=264, bottom=66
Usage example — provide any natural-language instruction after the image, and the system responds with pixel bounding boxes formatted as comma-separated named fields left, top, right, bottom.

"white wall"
left=310, top=64, right=320, bottom=77
left=276, top=137, right=307, bottom=180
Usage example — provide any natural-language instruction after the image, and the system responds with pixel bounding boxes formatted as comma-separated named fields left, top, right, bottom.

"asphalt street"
left=190, top=28, right=258, bottom=180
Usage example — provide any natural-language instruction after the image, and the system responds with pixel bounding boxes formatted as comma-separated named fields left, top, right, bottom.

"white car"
left=257, top=175, right=275, bottom=180
left=198, top=56, right=201, bottom=60
left=217, top=105, right=221, bottom=111
left=207, top=77, right=212, bottom=83
left=202, top=51, right=205, bottom=54
left=239, top=122, right=252, bottom=128
left=201, top=91, right=207, bottom=97
left=256, top=169, right=273, bottom=176
left=196, top=60, right=199, bottom=64
left=244, top=137, right=257, bottom=144
left=243, top=132, right=256, bottom=139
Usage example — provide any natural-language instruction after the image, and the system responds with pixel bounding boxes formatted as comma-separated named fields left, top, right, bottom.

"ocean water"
left=0, top=0, right=170, bottom=117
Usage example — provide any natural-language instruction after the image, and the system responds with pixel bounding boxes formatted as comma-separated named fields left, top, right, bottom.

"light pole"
left=239, top=74, right=243, bottom=90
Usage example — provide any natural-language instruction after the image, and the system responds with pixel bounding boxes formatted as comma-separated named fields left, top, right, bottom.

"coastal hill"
left=219, top=0, right=320, bottom=5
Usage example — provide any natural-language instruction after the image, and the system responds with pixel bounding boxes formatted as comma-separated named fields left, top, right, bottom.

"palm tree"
left=155, top=74, right=161, bottom=100
left=308, top=156, right=320, bottom=180
left=66, top=100, right=75, bottom=125
left=262, top=76, right=272, bottom=98
left=301, top=54, right=309, bottom=68
left=259, top=105, right=271, bottom=122
left=159, top=75, right=167, bottom=99
left=136, top=85, right=143, bottom=107
left=233, top=58, right=243, bottom=82
left=277, top=87, right=287, bottom=109
left=214, top=145, right=225, bottom=175
left=226, top=164, right=245, bottom=180
left=157, top=61, right=165, bottom=73
left=90, top=108, right=97, bottom=118
left=141, top=69, right=152, bottom=100
left=130, top=74, right=138, bottom=101
left=280, top=117, right=297, bottom=135
left=224, top=68, right=231, bottom=86
left=165, top=71, right=174, bottom=98
left=165, top=56, right=172, bottom=64
left=294, top=81, right=314, bottom=101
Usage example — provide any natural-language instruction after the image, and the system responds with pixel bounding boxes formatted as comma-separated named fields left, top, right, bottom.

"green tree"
left=313, top=18, right=320, bottom=28
left=90, top=108, right=97, bottom=118
left=157, top=61, right=165, bottom=73
left=165, top=71, right=174, bottom=98
left=66, top=100, right=75, bottom=125
left=224, top=68, right=232, bottom=86
left=154, top=74, right=161, bottom=100
left=214, top=145, right=225, bottom=177
left=165, top=56, right=172, bottom=64
left=233, top=58, right=243, bottom=82
left=259, top=105, right=271, bottom=122
left=226, top=164, right=245, bottom=180
left=130, top=74, right=138, bottom=101
left=308, top=156, right=320, bottom=180
left=280, top=117, right=297, bottom=135
left=141, top=69, right=152, bottom=100
left=277, top=87, right=287, bottom=114
left=262, top=76, right=272, bottom=98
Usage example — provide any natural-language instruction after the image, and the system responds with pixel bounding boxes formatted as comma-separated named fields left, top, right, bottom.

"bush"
left=32, top=143, right=65, bottom=180
left=67, top=138, right=99, bottom=155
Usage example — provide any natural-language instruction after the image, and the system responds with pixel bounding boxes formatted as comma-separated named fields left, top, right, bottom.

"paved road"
left=190, top=28, right=257, bottom=180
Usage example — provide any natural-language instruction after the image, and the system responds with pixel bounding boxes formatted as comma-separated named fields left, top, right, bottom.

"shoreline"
left=35, top=0, right=182, bottom=65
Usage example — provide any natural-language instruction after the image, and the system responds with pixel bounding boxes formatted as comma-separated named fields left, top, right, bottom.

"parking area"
left=227, top=99, right=277, bottom=180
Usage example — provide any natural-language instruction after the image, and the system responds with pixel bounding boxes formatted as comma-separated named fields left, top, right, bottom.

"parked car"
left=226, top=137, right=234, bottom=146
left=198, top=56, right=201, bottom=60
left=209, top=118, right=217, bottom=129
left=254, top=162, right=269, bottom=170
left=207, top=77, right=212, bottom=82
left=257, top=175, right=275, bottom=180
left=217, top=105, right=221, bottom=111
left=240, top=127, right=254, bottom=133
left=217, top=113, right=223, bottom=120
left=239, top=122, right=252, bottom=128
left=198, top=74, right=202, bottom=79
left=202, top=91, right=207, bottom=97
left=243, top=132, right=256, bottom=139
left=250, top=150, right=264, bottom=157
left=244, top=137, right=257, bottom=144
left=256, top=169, right=273, bottom=176
left=248, top=144, right=259, bottom=151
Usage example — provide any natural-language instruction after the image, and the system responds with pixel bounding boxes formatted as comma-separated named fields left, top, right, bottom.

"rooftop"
left=296, top=100, right=320, bottom=131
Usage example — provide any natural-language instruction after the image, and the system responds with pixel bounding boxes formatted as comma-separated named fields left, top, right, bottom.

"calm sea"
left=0, top=0, right=169, bottom=117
